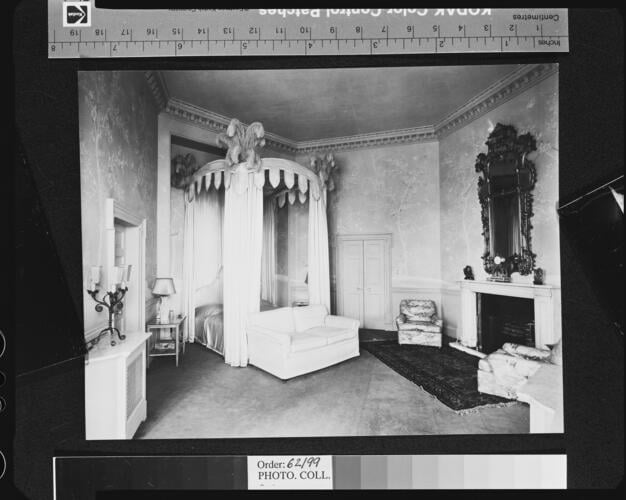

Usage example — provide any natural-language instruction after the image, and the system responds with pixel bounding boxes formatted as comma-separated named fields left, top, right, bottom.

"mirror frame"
left=475, top=123, right=537, bottom=277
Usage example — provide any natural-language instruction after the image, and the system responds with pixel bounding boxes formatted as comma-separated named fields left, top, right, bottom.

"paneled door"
left=338, top=239, right=363, bottom=322
left=337, top=234, right=391, bottom=329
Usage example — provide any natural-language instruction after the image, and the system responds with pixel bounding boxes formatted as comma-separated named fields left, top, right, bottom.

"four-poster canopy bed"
left=178, top=119, right=336, bottom=368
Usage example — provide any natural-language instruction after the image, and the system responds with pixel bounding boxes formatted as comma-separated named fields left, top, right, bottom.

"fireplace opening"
left=477, top=293, right=535, bottom=354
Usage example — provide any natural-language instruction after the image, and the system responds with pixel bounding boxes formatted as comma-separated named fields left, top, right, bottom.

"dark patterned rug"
left=360, top=339, right=515, bottom=412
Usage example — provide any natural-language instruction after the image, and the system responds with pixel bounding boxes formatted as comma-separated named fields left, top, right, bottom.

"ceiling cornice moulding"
left=145, top=63, right=558, bottom=154
left=163, top=98, right=436, bottom=153
left=434, top=63, right=558, bottom=138
left=144, top=71, right=169, bottom=111
left=295, top=126, right=438, bottom=154
left=165, top=98, right=299, bottom=154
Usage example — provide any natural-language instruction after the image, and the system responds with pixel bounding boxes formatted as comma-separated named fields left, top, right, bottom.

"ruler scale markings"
left=47, top=7, right=568, bottom=57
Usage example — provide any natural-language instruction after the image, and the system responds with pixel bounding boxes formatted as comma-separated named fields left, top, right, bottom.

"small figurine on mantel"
left=463, top=265, right=474, bottom=280
left=533, top=268, right=545, bottom=285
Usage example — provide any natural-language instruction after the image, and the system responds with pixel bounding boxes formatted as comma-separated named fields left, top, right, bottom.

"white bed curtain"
left=182, top=196, right=195, bottom=342
left=182, top=189, right=223, bottom=343
left=307, top=188, right=331, bottom=312
left=261, top=197, right=277, bottom=305
left=222, top=168, right=263, bottom=367
left=194, top=189, right=223, bottom=298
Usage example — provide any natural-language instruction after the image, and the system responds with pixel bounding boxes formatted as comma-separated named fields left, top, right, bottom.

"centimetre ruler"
left=48, top=4, right=569, bottom=58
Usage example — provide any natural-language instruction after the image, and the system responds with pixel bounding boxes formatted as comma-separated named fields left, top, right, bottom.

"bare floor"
left=135, top=343, right=529, bottom=439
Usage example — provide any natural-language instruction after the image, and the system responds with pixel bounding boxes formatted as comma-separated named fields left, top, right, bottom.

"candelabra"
left=85, top=265, right=131, bottom=351
left=86, top=287, right=128, bottom=350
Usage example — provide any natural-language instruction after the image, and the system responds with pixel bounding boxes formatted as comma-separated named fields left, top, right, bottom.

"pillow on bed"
left=195, top=282, right=222, bottom=308
left=195, top=303, right=223, bottom=318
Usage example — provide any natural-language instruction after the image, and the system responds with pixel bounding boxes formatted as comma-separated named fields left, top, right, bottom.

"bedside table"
left=147, top=316, right=186, bottom=367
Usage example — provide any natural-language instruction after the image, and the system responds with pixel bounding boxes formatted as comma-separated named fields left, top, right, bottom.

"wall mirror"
left=475, top=123, right=537, bottom=277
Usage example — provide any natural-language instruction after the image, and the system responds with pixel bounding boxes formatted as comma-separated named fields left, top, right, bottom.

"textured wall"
left=78, top=71, right=159, bottom=334
left=298, top=141, right=442, bottom=290
left=439, top=72, right=559, bottom=336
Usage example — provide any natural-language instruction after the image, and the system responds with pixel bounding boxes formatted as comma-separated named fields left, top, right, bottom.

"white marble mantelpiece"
left=456, top=280, right=561, bottom=352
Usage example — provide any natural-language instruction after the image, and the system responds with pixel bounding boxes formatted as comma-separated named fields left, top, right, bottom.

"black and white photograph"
left=8, top=5, right=626, bottom=496
left=78, top=64, right=564, bottom=440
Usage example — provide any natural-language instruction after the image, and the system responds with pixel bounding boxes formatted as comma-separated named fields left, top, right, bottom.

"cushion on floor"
left=502, top=342, right=552, bottom=361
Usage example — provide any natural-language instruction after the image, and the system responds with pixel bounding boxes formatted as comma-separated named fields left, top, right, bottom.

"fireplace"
left=477, top=293, right=534, bottom=354
left=452, top=280, right=561, bottom=358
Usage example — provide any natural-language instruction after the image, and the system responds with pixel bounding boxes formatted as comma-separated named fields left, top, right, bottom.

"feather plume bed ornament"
left=171, top=153, right=199, bottom=189
left=216, top=119, right=266, bottom=172
left=310, top=151, right=338, bottom=192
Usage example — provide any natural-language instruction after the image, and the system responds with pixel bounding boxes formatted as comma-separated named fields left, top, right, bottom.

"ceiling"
left=161, top=65, right=520, bottom=142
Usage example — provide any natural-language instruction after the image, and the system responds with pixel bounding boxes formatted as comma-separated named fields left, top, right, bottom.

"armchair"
left=395, top=299, right=443, bottom=347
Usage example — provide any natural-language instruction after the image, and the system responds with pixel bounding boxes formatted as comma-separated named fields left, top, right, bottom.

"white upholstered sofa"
left=247, top=305, right=360, bottom=380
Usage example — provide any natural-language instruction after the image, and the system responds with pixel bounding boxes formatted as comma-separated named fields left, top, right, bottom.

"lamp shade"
left=152, top=277, right=176, bottom=296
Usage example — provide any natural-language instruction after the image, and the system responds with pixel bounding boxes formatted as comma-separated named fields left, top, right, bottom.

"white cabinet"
left=85, top=331, right=151, bottom=440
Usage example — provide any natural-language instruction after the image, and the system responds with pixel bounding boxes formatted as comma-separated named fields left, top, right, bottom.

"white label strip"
left=247, top=456, right=333, bottom=490
left=48, top=3, right=569, bottom=58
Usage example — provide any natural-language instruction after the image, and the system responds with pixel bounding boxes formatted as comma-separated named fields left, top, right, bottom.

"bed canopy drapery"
left=181, top=120, right=333, bottom=367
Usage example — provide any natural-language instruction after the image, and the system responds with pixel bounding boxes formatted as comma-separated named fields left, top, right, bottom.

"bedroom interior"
left=79, top=63, right=564, bottom=439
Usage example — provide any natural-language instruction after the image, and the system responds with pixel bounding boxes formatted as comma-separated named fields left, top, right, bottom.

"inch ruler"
left=48, top=4, right=569, bottom=58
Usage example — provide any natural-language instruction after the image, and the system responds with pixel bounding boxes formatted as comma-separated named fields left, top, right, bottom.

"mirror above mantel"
left=475, top=123, right=537, bottom=281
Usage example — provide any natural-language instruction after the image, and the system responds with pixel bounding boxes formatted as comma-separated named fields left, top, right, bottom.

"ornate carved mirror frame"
left=475, top=123, right=537, bottom=277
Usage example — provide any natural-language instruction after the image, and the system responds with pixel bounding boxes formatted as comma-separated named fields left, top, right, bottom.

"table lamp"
left=152, top=277, right=176, bottom=323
